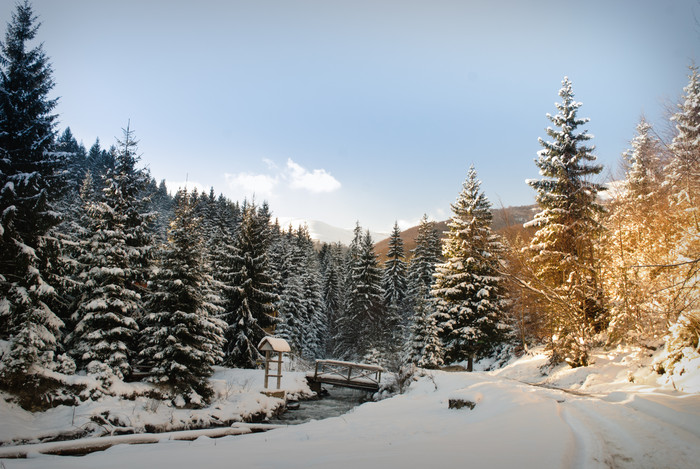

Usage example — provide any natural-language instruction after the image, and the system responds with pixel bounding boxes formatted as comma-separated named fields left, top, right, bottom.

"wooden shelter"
left=258, top=336, right=290, bottom=390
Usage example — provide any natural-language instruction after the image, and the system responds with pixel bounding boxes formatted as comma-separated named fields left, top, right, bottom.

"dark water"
left=269, top=386, right=370, bottom=425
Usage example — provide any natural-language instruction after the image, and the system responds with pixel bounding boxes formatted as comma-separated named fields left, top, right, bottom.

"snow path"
left=4, top=370, right=698, bottom=469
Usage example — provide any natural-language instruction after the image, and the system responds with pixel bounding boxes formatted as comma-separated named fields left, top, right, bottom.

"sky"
left=4, top=0, right=698, bottom=233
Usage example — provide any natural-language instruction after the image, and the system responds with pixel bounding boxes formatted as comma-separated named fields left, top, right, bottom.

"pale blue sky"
left=6, top=0, right=698, bottom=232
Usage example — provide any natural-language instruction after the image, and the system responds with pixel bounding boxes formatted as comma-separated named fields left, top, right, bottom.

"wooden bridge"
left=306, top=359, right=384, bottom=393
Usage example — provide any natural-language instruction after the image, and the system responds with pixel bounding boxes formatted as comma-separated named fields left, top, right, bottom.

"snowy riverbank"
left=2, top=345, right=699, bottom=468
left=0, top=367, right=314, bottom=446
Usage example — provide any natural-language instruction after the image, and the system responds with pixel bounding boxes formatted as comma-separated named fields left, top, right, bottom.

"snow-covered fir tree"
left=273, top=225, right=326, bottom=360
left=345, top=229, right=385, bottom=359
left=333, top=222, right=364, bottom=359
left=380, top=221, right=409, bottom=364
left=0, top=1, right=69, bottom=387
left=69, top=126, right=154, bottom=379
left=407, top=285, right=443, bottom=369
left=667, top=64, right=700, bottom=210
left=407, top=215, right=442, bottom=297
left=624, top=119, right=664, bottom=201
left=220, top=202, right=279, bottom=368
left=298, top=228, right=326, bottom=359
left=432, top=165, right=509, bottom=368
left=140, top=189, right=225, bottom=405
left=275, top=227, right=307, bottom=353
left=382, top=221, right=409, bottom=322
left=84, top=138, right=115, bottom=195
left=320, top=242, right=344, bottom=358
left=148, top=178, right=173, bottom=243
left=526, top=77, right=605, bottom=367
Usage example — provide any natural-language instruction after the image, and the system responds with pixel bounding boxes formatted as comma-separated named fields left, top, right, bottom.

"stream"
left=269, top=386, right=370, bottom=425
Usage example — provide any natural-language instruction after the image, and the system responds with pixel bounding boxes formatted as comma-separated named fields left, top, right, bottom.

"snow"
left=2, top=347, right=699, bottom=468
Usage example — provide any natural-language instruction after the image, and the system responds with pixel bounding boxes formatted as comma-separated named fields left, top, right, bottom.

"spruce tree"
left=407, top=286, right=443, bottom=369
left=140, top=189, right=225, bottom=405
left=69, top=126, right=154, bottom=379
left=432, top=165, right=509, bottom=367
left=298, top=228, right=325, bottom=359
left=85, top=138, right=115, bottom=192
left=408, top=215, right=441, bottom=297
left=321, top=242, right=344, bottom=358
left=526, top=77, right=605, bottom=366
left=0, top=1, right=67, bottom=385
left=221, top=203, right=279, bottom=368
left=382, top=222, right=409, bottom=321
left=276, top=229, right=306, bottom=353
left=333, top=223, right=364, bottom=359
left=348, top=230, right=384, bottom=358
left=667, top=64, right=700, bottom=211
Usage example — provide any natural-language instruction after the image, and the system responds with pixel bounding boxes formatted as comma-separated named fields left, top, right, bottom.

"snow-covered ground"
left=1, top=346, right=699, bottom=468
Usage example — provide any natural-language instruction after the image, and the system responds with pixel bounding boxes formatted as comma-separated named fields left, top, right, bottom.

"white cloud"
left=222, top=158, right=340, bottom=201
left=224, top=172, right=279, bottom=198
left=165, top=180, right=208, bottom=196
left=286, top=158, right=341, bottom=193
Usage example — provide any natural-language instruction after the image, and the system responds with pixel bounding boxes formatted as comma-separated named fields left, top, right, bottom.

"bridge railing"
left=313, top=359, right=383, bottom=388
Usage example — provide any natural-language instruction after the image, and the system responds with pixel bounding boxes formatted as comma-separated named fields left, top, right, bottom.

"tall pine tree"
left=526, top=77, right=605, bottom=367
left=0, top=1, right=67, bottom=387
